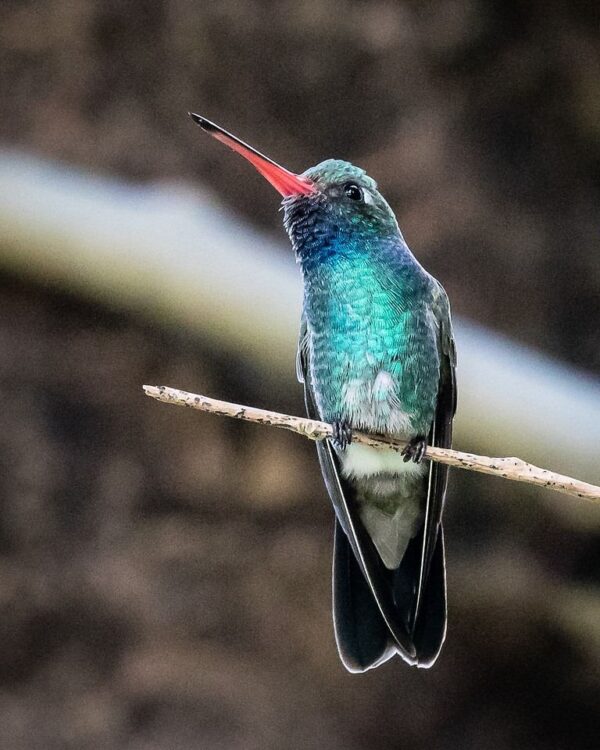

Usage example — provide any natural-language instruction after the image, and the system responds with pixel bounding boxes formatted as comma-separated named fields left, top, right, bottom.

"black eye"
left=343, top=182, right=363, bottom=201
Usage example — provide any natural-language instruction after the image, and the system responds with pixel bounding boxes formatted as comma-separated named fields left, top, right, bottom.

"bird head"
left=190, top=113, right=401, bottom=259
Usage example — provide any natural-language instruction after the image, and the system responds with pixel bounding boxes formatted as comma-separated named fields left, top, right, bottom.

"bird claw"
left=401, top=435, right=427, bottom=463
left=331, top=420, right=353, bottom=451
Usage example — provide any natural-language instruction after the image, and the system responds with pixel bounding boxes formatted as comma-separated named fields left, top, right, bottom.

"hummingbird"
left=190, top=113, right=457, bottom=672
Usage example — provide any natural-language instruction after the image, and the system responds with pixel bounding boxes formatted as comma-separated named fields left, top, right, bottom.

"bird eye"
left=343, top=183, right=363, bottom=201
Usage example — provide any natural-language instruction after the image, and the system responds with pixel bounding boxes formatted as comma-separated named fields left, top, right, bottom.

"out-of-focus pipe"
left=0, top=152, right=599, bottom=497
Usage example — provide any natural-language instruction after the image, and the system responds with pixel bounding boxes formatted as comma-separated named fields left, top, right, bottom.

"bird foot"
left=331, top=420, right=353, bottom=451
left=401, top=435, right=427, bottom=463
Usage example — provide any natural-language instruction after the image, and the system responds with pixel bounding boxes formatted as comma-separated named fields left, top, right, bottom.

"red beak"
left=190, top=113, right=316, bottom=197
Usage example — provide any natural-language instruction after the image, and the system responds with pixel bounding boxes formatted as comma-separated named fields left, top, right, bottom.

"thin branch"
left=143, top=385, right=600, bottom=504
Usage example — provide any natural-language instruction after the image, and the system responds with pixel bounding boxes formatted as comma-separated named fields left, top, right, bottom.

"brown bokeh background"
left=0, top=2, right=598, bottom=749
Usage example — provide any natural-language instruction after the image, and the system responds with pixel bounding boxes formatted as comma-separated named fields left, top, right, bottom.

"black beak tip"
left=189, top=112, right=216, bottom=133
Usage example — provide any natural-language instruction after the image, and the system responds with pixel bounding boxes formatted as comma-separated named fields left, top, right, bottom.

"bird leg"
left=401, top=435, right=427, bottom=463
left=331, top=420, right=353, bottom=451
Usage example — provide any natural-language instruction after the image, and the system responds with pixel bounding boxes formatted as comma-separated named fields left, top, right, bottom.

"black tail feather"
left=412, top=530, right=447, bottom=667
left=332, top=521, right=396, bottom=672
left=333, top=517, right=447, bottom=671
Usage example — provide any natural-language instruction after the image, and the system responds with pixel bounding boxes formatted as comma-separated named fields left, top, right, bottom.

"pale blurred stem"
left=143, top=385, right=600, bottom=504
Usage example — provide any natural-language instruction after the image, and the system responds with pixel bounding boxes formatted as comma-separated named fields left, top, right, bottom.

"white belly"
left=341, top=442, right=427, bottom=480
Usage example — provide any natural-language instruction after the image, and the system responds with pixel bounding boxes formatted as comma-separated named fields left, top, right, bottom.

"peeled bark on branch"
left=143, top=385, right=600, bottom=504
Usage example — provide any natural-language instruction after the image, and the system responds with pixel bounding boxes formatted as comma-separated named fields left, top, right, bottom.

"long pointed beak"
left=189, top=113, right=316, bottom=197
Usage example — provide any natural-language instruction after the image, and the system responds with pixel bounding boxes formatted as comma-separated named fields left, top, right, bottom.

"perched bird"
left=191, top=113, right=457, bottom=672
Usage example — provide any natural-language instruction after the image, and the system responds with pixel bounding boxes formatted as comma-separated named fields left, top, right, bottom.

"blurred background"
left=0, top=1, right=599, bottom=748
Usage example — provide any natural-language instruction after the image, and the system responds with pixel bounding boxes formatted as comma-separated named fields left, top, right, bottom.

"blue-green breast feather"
left=298, top=221, right=441, bottom=438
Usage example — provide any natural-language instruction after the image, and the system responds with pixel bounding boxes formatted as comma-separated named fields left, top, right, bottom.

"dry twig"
left=143, top=385, right=600, bottom=504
